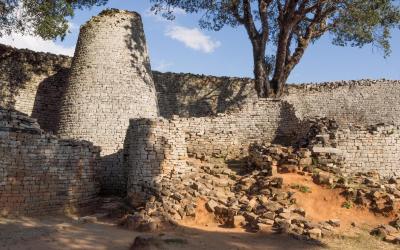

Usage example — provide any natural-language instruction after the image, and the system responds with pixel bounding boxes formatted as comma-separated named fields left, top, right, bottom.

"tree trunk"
left=252, top=42, right=270, bottom=98
left=272, top=27, right=291, bottom=97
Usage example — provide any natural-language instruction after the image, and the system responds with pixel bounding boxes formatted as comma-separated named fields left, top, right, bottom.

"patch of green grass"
left=312, top=168, right=321, bottom=176
left=342, top=200, right=353, bottom=209
left=290, top=184, right=311, bottom=193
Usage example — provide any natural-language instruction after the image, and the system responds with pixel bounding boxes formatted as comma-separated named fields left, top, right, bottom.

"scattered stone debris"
left=371, top=218, right=400, bottom=245
left=121, top=151, right=338, bottom=240
left=119, top=140, right=400, bottom=244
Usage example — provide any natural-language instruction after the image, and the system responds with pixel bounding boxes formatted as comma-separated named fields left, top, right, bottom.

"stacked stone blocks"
left=0, top=109, right=100, bottom=215
left=57, top=10, right=159, bottom=194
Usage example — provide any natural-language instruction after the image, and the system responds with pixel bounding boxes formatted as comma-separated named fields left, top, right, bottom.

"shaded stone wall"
left=0, top=44, right=71, bottom=119
left=57, top=10, right=159, bottom=195
left=0, top=109, right=100, bottom=216
left=183, top=100, right=309, bottom=161
left=153, top=71, right=256, bottom=118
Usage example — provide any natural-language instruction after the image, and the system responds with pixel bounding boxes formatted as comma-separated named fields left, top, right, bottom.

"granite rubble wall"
left=1, top=44, right=399, bottom=128
left=309, top=120, right=400, bottom=177
left=284, top=80, right=400, bottom=126
left=0, top=43, right=71, bottom=123
left=336, top=125, right=400, bottom=177
left=0, top=109, right=100, bottom=216
left=124, top=118, right=188, bottom=204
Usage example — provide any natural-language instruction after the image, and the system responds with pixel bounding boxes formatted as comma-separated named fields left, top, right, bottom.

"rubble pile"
left=122, top=152, right=338, bottom=240
left=371, top=217, right=400, bottom=244
left=122, top=161, right=238, bottom=232
left=120, top=139, right=400, bottom=244
left=248, top=143, right=314, bottom=174
left=297, top=117, right=339, bottom=148
left=298, top=117, right=345, bottom=174
left=334, top=172, right=400, bottom=215
left=229, top=168, right=339, bottom=239
left=248, top=142, right=400, bottom=245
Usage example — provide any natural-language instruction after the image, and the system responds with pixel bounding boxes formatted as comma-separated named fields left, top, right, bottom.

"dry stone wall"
left=308, top=121, right=400, bottom=177
left=124, top=118, right=188, bottom=204
left=0, top=108, right=100, bottom=216
left=336, top=125, right=400, bottom=177
left=57, top=10, right=159, bottom=195
left=284, top=80, right=400, bottom=126
left=125, top=101, right=309, bottom=198
left=0, top=44, right=71, bottom=123
left=1, top=44, right=400, bottom=128
left=183, top=100, right=309, bottom=161
left=153, top=71, right=257, bottom=117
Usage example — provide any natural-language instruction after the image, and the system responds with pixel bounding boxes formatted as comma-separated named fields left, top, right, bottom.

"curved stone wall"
left=0, top=44, right=71, bottom=116
left=57, top=10, right=159, bottom=194
left=124, top=118, right=188, bottom=205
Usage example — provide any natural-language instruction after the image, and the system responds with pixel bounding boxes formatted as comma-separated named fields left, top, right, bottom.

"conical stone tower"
left=58, top=9, right=159, bottom=194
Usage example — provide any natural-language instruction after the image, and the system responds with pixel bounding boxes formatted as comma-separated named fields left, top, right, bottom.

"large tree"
left=0, top=0, right=107, bottom=40
left=150, top=0, right=400, bottom=97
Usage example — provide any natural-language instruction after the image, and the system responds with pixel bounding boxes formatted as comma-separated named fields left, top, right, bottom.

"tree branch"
left=284, top=3, right=337, bottom=76
left=230, top=0, right=245, bottom=24
left=258, top=0, right=272, bottom=42
left=243, top=0, right=259, bottom=39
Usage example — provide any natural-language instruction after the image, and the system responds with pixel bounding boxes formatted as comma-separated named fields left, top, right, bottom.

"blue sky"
left=1, top=1, right=399, bottom=83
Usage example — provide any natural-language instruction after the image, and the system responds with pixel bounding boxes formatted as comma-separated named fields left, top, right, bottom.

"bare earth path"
left=0, top=215, right=398, bottom=250
left=1, top=174, right=397, bottom=250
left=0, top=216, right=322, bottom=250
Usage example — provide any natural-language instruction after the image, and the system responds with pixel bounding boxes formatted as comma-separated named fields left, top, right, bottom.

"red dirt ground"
left=279, top=173, right=393, bottom=232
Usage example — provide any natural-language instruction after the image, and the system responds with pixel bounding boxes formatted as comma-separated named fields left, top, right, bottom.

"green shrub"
left=290, top=184, right=311, bottom=193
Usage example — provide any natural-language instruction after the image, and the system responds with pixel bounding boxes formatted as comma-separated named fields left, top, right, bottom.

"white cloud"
left=0, top=33, right=75, bottom=56
left=144, top=6, right=220, bottom=54
left=165, top=25, right=221, bottom=53
left=153, top=60, right=173, bottom=71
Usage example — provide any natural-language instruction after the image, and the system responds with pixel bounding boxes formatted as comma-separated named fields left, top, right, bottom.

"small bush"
left=342, top=200, right=353, bottom=209
left=290, top=184, right=311, bottom=193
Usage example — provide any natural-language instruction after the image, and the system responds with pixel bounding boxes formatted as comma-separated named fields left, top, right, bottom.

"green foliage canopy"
left=0, top=0, right=107, bottom=39
left=151, top=0, right=400, bottom=55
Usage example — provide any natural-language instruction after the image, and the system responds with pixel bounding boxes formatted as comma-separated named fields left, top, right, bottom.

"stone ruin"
left=1, top=8, right=400, bottom=233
